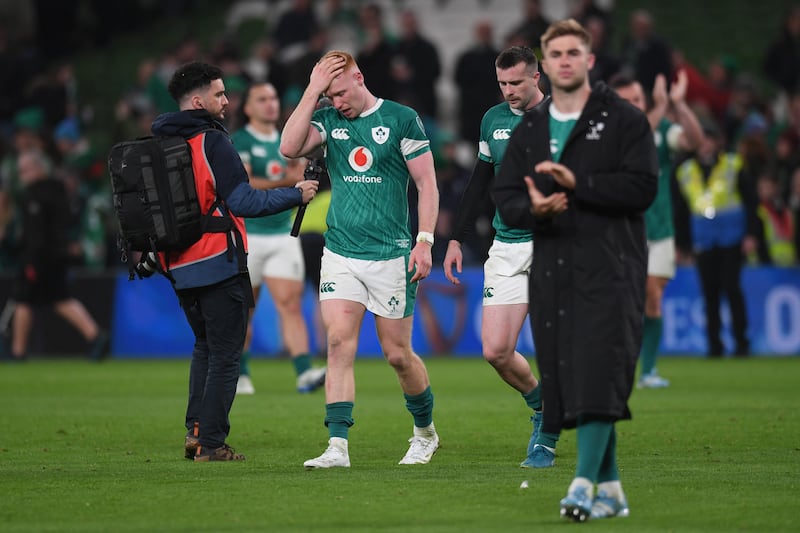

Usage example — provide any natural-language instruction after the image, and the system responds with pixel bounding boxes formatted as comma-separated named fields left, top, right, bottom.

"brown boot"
left=194, top=443, right=246, bottom=462
left=184, top=422, right=199, bottom=460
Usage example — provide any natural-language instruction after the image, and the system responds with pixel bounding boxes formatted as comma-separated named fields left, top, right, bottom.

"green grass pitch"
left=1, top=356, right=798, bottom=532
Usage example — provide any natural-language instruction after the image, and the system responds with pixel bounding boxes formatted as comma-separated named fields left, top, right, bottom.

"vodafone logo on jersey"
left=348, top=146, right=374, bottom=172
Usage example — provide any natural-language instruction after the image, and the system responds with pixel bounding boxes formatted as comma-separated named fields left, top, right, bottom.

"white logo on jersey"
left=252, top=146, right=267, bottom=157
left=550, top=138, right=559, bottom=154
left=585, top=121, right=605, bottom=141
left=493, top=129, right=512, bottom=140
left=331, top=128, right=350, bottom=140
left=372, top=126, right=389, bottom=145
left=348, top=146, right=374, bottom=172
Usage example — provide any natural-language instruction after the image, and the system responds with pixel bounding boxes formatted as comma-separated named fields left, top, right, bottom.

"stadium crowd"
left=0, top=0, right=799, bottom=277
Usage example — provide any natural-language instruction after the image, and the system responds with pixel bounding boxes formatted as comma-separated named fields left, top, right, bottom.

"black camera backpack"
left=108, top=134, right=235, bottom=280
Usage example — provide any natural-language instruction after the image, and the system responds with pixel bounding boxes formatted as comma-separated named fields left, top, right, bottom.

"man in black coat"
left=493, top=19, right=657, bottom=522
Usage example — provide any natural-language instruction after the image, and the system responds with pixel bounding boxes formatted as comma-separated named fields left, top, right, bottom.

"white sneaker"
left=297, top=366, right=327, bottom=393
left=637, top=371, right=670, bottom=389
left=236, top=375, right=255, bottom=395
left=304, top=437, right=350, bottom=469
left=399, top=424, right=439, bottom=465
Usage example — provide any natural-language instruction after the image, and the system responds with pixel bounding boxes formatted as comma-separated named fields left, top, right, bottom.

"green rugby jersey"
left=231, top=125, right=294, bottom=235
left=311, top=99, right=431, bottom=260
left=478, top=103, right=533, bottom=243
left=645, top=119, right=677, bottom=241
left=548, top=106, right=578, bottom=162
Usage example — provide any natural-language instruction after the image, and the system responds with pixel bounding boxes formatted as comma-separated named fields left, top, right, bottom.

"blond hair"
left=540, top=18, right=592, bottom=51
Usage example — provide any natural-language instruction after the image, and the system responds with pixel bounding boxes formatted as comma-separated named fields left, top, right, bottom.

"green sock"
left=324, top=402, right=354, bottom=439
left=597, top=426, right=619, bottom=483
left=537, top=431, right=560, bottom=449
left=292, top=353, right=312, bottom=376
left=522, top=385, right=541, bottom=411
left=639, top=316, right=662, bottom=376
left=575, top=420, right=613, bottom=482
left=239, top=351, right=251, bottom=377
left=404, top=386, right=434, bottom=428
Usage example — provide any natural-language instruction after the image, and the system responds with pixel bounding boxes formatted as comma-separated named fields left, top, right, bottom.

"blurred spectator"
left=774, top=91, right=800, bottom=200
left=506, top=0, right=551, bottom=50
left=355, top=3, right=396, bottom=102
left=620, top=9, right=672, bottom=94
left=585, top=15, right=620, bottom=85
left=242, top=38, right=288, bottom=98
left=321, top=0, right=360, bottom=51
left=789, top=166, right=800, bottom=257
left=1, top=108, right=50, bottom=208
left=113, top=58, right=158, bottom=142
left=430, top=133, right=474, bottom=264
left=752, top=170, right=796, bottom=266
left=569, top=0, right=614, bottom=37
left=7, top=148, right=109, bottom=361
left=285, top=29, right=330, bottom=108
left=762, top=5, right=800, bottom=114
left=723, top=74, right=769, bottom=152
left=454, top=20, right=501, bottom=145
left=391, top=10, right=441, bottom=120
left=0, top=24, right=39, bottom=139
left=49, top=116, right=111, bottom=270
left=673, top=50, right=734, bottom=124
left=25, top=62, right=78, bottom=133
left=273, top=0, right=320, bottom=64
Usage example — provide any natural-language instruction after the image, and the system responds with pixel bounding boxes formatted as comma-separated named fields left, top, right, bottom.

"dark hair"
left=496, top=46, right=538, bottom=72
left=608, top=72, right=638, bottom=90
left=168, top=61, right=224, bottom=103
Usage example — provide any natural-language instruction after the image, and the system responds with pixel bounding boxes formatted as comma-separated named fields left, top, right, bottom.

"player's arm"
left=408, top=150, right=439, bottom=283
left=450, top=158, right=493, bottom=243
left=669, top=69, right=704, bottom=152
left=443, top=158, right=493, bottom=284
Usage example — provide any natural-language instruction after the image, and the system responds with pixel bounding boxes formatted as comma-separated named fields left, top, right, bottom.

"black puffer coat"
left=493, top=82, right=658, bottom=432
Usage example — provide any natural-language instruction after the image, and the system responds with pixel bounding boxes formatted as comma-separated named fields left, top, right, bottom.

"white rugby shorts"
left=319, top=247, right=416, bottom=318
left=483, top=240, right=532, bottom=306
left=247, top=233, right=305, bottom=287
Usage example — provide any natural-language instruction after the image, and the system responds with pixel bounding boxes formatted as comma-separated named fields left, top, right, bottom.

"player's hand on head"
left=310, top=55, right=346, bottom=93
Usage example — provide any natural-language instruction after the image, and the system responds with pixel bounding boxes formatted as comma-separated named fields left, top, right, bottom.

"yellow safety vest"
left=676, top=153, right=743, bottom=219
left=755, top=203, right=796, bottom=266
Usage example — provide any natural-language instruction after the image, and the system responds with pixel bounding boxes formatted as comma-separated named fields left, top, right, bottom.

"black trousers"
left=178, top=275, right=248, bottom=449
left=695, top=244, right=750, bottom=356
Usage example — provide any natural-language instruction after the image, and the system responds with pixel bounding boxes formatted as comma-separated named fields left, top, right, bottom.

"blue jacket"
left=151, top=110, right=302, bottom=289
